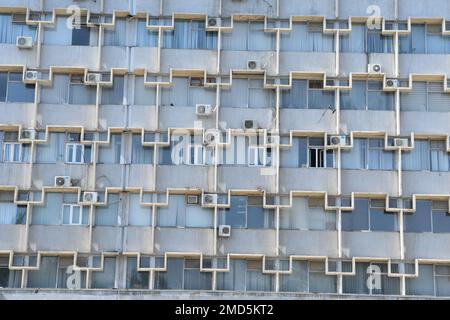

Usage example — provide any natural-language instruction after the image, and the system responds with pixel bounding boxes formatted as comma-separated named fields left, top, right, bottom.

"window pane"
left=72, top=26, right=90, bottom=46
left=370, top=208, right=398, bottom=231
left=342, top=199, right=369, bottom=231
left=0, top=72, right=7, bottom=101
left=7, top=82, right=35, bottom=103
left=404, top=200, right=432, bottom=233
left=432, top=210, right=450, bottom=233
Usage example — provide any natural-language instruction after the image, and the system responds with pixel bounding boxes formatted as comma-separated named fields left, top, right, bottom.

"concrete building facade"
left=0, top=0, right=450, bottom=299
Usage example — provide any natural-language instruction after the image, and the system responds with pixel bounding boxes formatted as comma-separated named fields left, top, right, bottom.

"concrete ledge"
left=0, top=289, right=444, bottom=300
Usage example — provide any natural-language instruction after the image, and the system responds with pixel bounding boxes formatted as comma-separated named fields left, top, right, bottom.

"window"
left=279, top=260, right=309, bottom=292
left=221, top=78, right=275, bottom=109
left=308, top=261, right=337, bottom=293
left=68, top=75, right=96, bottom=104
left=157, top=195, right=213, bottom=228
left=65, top=143, right=92, bottom=164
left=308, top=80, right=335, bottom=109
left=101, top=76, right=124, bottom=105
left=404, top=200, right=450, bottom=233
left=308, top=138, right=334, bottom=168
left=219, top=196, right=274, bottom=229
left=367, top=30, right=393, bottom=53
left=0, top=72, right=35, bottom=103
left=403, top=140, right=450, bottom=172
left=0, top=203, right=26, bottom=225
left=342, top=138, right=395, bottom=170
left=216, top=259, right=273, bottom=292
left=0, top=14, right=37, bottom=44
left=163, top=20, right=217, bottom=50
left=155, top=258, right=212, bottom=290
left=248, top=146, right=269, bottom=167
left=343, top=262, right=399, bottom=295
left=91, top=257, right=116, bottom=289
left=280, top=22, right=334, bottom=52
left=222, top=21, right=274, bottom=51
left=136, top=20, right=158, bottom=47
left=281, top=80, right=335, bottom=109
left=183, top=259, right=212, bottom=290
left=95, top=193, right=120, bottom=226
left=280, top=197, right=336, bottom=231
left=126, top=257, right=149, bottom=289
left=3, top=142, right=22, bottom=162
left=340, top=80, right=394, bottom=111
left=71, top=26, right=90, bottom=46
left=98, top=133, right=122, bottom=164
left=62, top=204, right=88, bottom=225
left=131, top=134, right=153, bottom=164
left=342, top=198, right=398, bottom=232
left=340, top=23, right=366, bottom=53
left=435, top=265, right=450, bottom=296
left=406, top=264, right=434, bottom=296
left=400, top=24, right=450, bottom=54
left=103, top=18, right=127, bottom=46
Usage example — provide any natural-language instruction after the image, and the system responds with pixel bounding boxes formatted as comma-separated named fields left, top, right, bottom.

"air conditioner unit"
left=186, top=195, right=199, bottom=205
left=394, top=138, right=409, bottom=147
left=368, top=63, right=382, bottom=74
left=85, top=73, right=101, bottom=85
left=208, top=17, right=221, bottom=27
left=247, top=60, right=261, bottom=70
left=243, top=120, right=257, bottom=130
left=83, top=192, right=98, bottom=203
left=329, top=135, right=347, bottom=146
left=385, top=79, right=399, bottom=88
left=16, top=36, right=33, bottom=49
left=21, top=129, right=36, bottom=140
left=196, top=104, right=213, bottom=116
left=24, top=70, right=38, bottom=82
left=203, top=193, right=218, bottom=205
left=218, top=225, right=231, bottom=237
left=266, top=135, right=279, bottom=145
left=54, top=176, right=71, bottom=187
left=204, top=132, right=219, bottom=146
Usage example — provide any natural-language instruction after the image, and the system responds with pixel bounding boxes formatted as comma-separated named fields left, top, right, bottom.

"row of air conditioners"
left=54, top=176, right=99, bottom=202
left=367, top=64, right=400, bottom=88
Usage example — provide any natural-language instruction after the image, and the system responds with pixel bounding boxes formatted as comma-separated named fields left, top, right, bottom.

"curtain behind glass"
left=27, top=256, right=58, bottom=288
left=131, top=134, right=153, bottom=164
left=157, top=195, right=186, bottom=227
left=406, top=265, right=434, bottom=296
left=279, top=261, right=308, bottom=292
left=0, top=203, right=17, bottom=224
left=340, top=24, right=365, bottom=52
left=367, top=30, right=393, bottom=53
left=101, top=76, right=124, bottom=105
left=216, top=259, right=246, bottom=291
left=0, top=14, right=37, bottom=44
left=281, top=80, right=307, bottom=109
left=91, top=257, right=116, bottom=288
left=136, top=20, right=158, bottom=47
left=44, top=17, right=71, bottom=45
left=128, top=193, right=151, bottom=226
left=402, top=140, right=429, bottom=171
left=95, top=193, right=120, bottom=226
left=31, top=193, right=63, bottom=225
left=340, top=81, right=366, bottom=110
left=126, top=257, right=149, bottom=289
left=342, top=138, right=366, bottom=169
left=103, top=18, right=127, bottom=46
